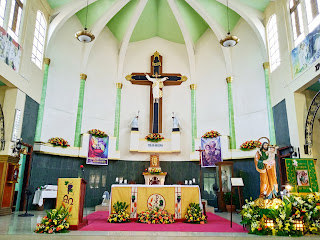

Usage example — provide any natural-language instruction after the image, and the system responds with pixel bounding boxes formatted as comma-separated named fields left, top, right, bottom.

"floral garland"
left=185, top=203, right=207, bottom=224
left=240, top=140, right=261, bottom=151
left=149, top=168, right=161, bottom=174
left=35, top=204, right=71, bottom=233
left=88, top=129, right=108, bottom=138
left=202, top=130, right=221, bottom=138
left=240, top=193, right=320, bottom=236
left=137, top=208, right=175, bottom=224
left=145, top=133, right=164, bottom=142
left=48, top=137, right=70, bottom=147
left=108, top=201, right=130, bottom=223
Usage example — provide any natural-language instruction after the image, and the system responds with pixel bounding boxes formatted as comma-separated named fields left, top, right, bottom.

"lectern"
left=56, top=178, right=87, bottom=230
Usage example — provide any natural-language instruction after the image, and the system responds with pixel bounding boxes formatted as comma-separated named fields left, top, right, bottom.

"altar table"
left=32, top=188, right=57, bottom=207
left=109, top=184, right=202, bottom=219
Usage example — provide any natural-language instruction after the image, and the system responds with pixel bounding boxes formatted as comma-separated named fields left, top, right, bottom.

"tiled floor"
left=0, top=209, right=318, bottom=240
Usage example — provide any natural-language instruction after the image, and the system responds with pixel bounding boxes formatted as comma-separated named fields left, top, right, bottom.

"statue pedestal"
left=143, top=172, right=167, bottom=185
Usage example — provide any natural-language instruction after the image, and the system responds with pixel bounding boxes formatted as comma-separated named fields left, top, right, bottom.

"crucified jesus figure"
left=145, top=73, right=168, bottom=103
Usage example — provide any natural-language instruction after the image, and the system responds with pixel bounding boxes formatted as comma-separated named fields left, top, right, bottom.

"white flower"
left=293, top=160, right=298, bottom=167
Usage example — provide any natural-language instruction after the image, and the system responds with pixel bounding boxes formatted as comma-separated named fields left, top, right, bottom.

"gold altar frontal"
left=110, top=185, right=201, bottom=219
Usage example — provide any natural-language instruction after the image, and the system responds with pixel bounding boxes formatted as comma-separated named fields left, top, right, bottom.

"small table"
left=32, top=189, right=57, bottom=210
left=143, top=172, right=167, bottom=185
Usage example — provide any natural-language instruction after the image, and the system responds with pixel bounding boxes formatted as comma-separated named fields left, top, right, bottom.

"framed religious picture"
left=216, top=161, right=233, bottom=211
left=201, top=137, right=222, bottom=167
left=150, top=155, right=160, bottom=168
left=296, top=170, right=309, bottom=186
left=285, top=158, right=318, bottom=193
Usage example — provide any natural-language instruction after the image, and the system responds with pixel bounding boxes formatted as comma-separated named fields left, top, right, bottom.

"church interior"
left=1, top=0, right=320, bottom=239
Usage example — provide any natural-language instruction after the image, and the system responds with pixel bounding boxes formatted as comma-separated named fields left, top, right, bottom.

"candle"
left=124, top=179, right=127, bottom=184
left=115, top=177, right=119, bottom=182
left=184, top=180, right=188, bottom=185
left=192, top=178, right=196, bottom=183
left=189, top=180, right=193, bottom=185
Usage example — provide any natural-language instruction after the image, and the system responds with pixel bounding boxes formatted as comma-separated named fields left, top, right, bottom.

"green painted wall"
left=197, top=0, right=240, bottom=32
left=239, top=0, right=269, bottom=12
left=47, top=0, right=71, bottom=9
left=176, top=0, right=208, bottom=43
left=107, top=0, right=139, bottom=42
left=76, top=0, right=117, bottom=29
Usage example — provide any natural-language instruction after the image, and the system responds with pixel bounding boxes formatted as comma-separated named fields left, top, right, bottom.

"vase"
left=226, top=205, right=236, bottom=212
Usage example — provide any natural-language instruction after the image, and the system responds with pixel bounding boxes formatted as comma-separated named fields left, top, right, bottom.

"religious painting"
left=0, top=26, right=22, bottom=72
left=285, top=158, right=319, bottom=193
left=150, top=154, right=160, bottom=168
left=86, top=135, right=109, bottom=165
left=291, top=24, right=320, bottom=77
left=296, top=170, right=310, bottom=186
left=201, top=137, right=222, bottom=167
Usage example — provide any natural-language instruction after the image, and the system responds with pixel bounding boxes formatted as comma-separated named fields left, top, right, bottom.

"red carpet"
left=79, top=211, right=247, bottom=233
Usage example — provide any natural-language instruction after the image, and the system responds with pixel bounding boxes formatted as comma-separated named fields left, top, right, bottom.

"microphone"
left=80, top=165, right=85, bottom=180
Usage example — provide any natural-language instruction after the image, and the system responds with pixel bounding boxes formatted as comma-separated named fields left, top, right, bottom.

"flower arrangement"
left=202, top=130, right=221, bottom=138
left=137, top=208, right=175, bottom=224
left=240, top=192, right=320, bottom=236
left=149, top=168, right=161, bottom=174
left=145, top=133, right=164, bottom=142
left=48, top=137, right=70, bottom=147
left=185, top=203, right=207, bottom=224
left=107, top=201, right=130, bottom=223
left=240, top=140, right=261, bottom=151
left=35, top=204, right=71, bottom=233
left=88, top=129, right=108, bottom=138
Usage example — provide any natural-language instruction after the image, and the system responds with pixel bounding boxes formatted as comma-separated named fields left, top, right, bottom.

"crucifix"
left=125, top=51, right=187, bottom=133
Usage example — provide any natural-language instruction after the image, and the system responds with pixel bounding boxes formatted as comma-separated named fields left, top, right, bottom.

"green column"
left=190, top=84, right=197, bottom=152
left=114, top=83, right=123, bottom=151
left=226, top=77, right=236, bottom=149
left=263, top=62, right=276, bottom=145
left=74, top=73, right=87, bottom=147
left=34, top=58, right=51, bottom=141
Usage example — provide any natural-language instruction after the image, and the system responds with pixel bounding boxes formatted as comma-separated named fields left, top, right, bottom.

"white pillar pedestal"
left=143, top=173, right=167, bottom=185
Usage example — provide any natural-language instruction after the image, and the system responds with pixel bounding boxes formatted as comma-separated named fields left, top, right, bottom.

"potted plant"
left=224, top=192, right=236, bottom=212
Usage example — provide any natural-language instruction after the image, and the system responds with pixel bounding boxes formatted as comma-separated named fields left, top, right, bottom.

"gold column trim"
left=43, top=58, right=51, bottom=65
left=180, top=76, right=188, bottom=82
left=80, top=73, right=87, bottom=80
left=125, top=75, right=133, bottom=81
left=190, top=84, right=197, bottom=90
left=226, top=76, right=233, bottom=84
left=116, top=83, right=123, bottom=89
left=263, top=62, right=270, bottom=70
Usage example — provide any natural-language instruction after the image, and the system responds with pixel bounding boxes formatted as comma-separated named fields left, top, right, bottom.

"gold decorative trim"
left=75, top=30, right=95, bottom=42
left=80, top=73, right=87, bottom=80
left=220, top=34, right=240, bottom=47
left=180, top=76, right=188, bottom=82
left=43, top=58, right=51, bottom=65
left=190, top=84, right=197, bottom=90
left=263, top=62, right=270, bottom=70
left=143, top=172, right=167, bottom=176
left=116, top=83, right=123, bottom=89
left=226, top=76, right=233, bottom=83
left=125, top=75, right=133, bottom=81
left=154, top=51, right=160, bottom=58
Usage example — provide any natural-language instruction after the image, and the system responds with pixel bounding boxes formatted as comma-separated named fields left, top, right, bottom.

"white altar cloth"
left=32, top=189, right=57, bottom=207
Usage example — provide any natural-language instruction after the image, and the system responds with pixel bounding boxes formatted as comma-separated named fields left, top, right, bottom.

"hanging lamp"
left=75, top=0, right=95, bottom=43
left=220, top=0, right=239, bottom=47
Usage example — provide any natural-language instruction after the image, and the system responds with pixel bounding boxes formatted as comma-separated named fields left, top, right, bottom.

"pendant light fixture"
left=220, top=0, right=239, bottom=47
left=75, top=0, right=95, bottom=43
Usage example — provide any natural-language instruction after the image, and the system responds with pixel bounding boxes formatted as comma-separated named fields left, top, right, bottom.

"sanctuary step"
left=95, top=203, right=109, bottom=212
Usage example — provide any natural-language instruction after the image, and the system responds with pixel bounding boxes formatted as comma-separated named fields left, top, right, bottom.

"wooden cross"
left=125, top=51, right=187, bottom=133
left=196, top=147, right=205, bottom=193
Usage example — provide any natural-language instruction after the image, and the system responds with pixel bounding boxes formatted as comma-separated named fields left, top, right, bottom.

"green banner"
left=285, top=158, right=318, bottom=193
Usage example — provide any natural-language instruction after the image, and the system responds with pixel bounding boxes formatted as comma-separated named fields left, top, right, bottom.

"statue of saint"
left=254, top=142, right=278, bottom=198
left=130, top=112, right=139, bottom=131
left=172, top=112, right=180, bottom=132
left=145, top=73, right=168, bottom=103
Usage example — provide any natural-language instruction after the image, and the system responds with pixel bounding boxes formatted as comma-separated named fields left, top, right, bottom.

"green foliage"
left=223, top=192, right=236, bottom=205
left=113, top=201, right=129, bottom=214
left=184, top=203, right=207, bottom=224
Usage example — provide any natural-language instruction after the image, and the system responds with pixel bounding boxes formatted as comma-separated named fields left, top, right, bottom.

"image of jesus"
left=145, top=73, right=168, bottom=103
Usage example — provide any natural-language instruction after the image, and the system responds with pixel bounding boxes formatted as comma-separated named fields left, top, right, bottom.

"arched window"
left=290, top=0, right=305, bottom=46
left=305, top=0, right=320, bottom=32
left=7, top=0, right=24, bottom=41
left=31, top=11, right=46, bottom=68
left=0, top=0, right=7, bottom=27
left=267, top=15, right=280, bottom=72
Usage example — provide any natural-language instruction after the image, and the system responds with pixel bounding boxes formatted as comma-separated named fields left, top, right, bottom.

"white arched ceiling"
left=216, top=0, right=267, bottom=60
left=117, top=0, right=149, bottom=83
left=46, top=0, right=98, bottom=53
left=185, top=0, right=232, bottom=76
left=168, top=0, right=196, bottom=82
left=80, top=0, right=130, bottom=70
